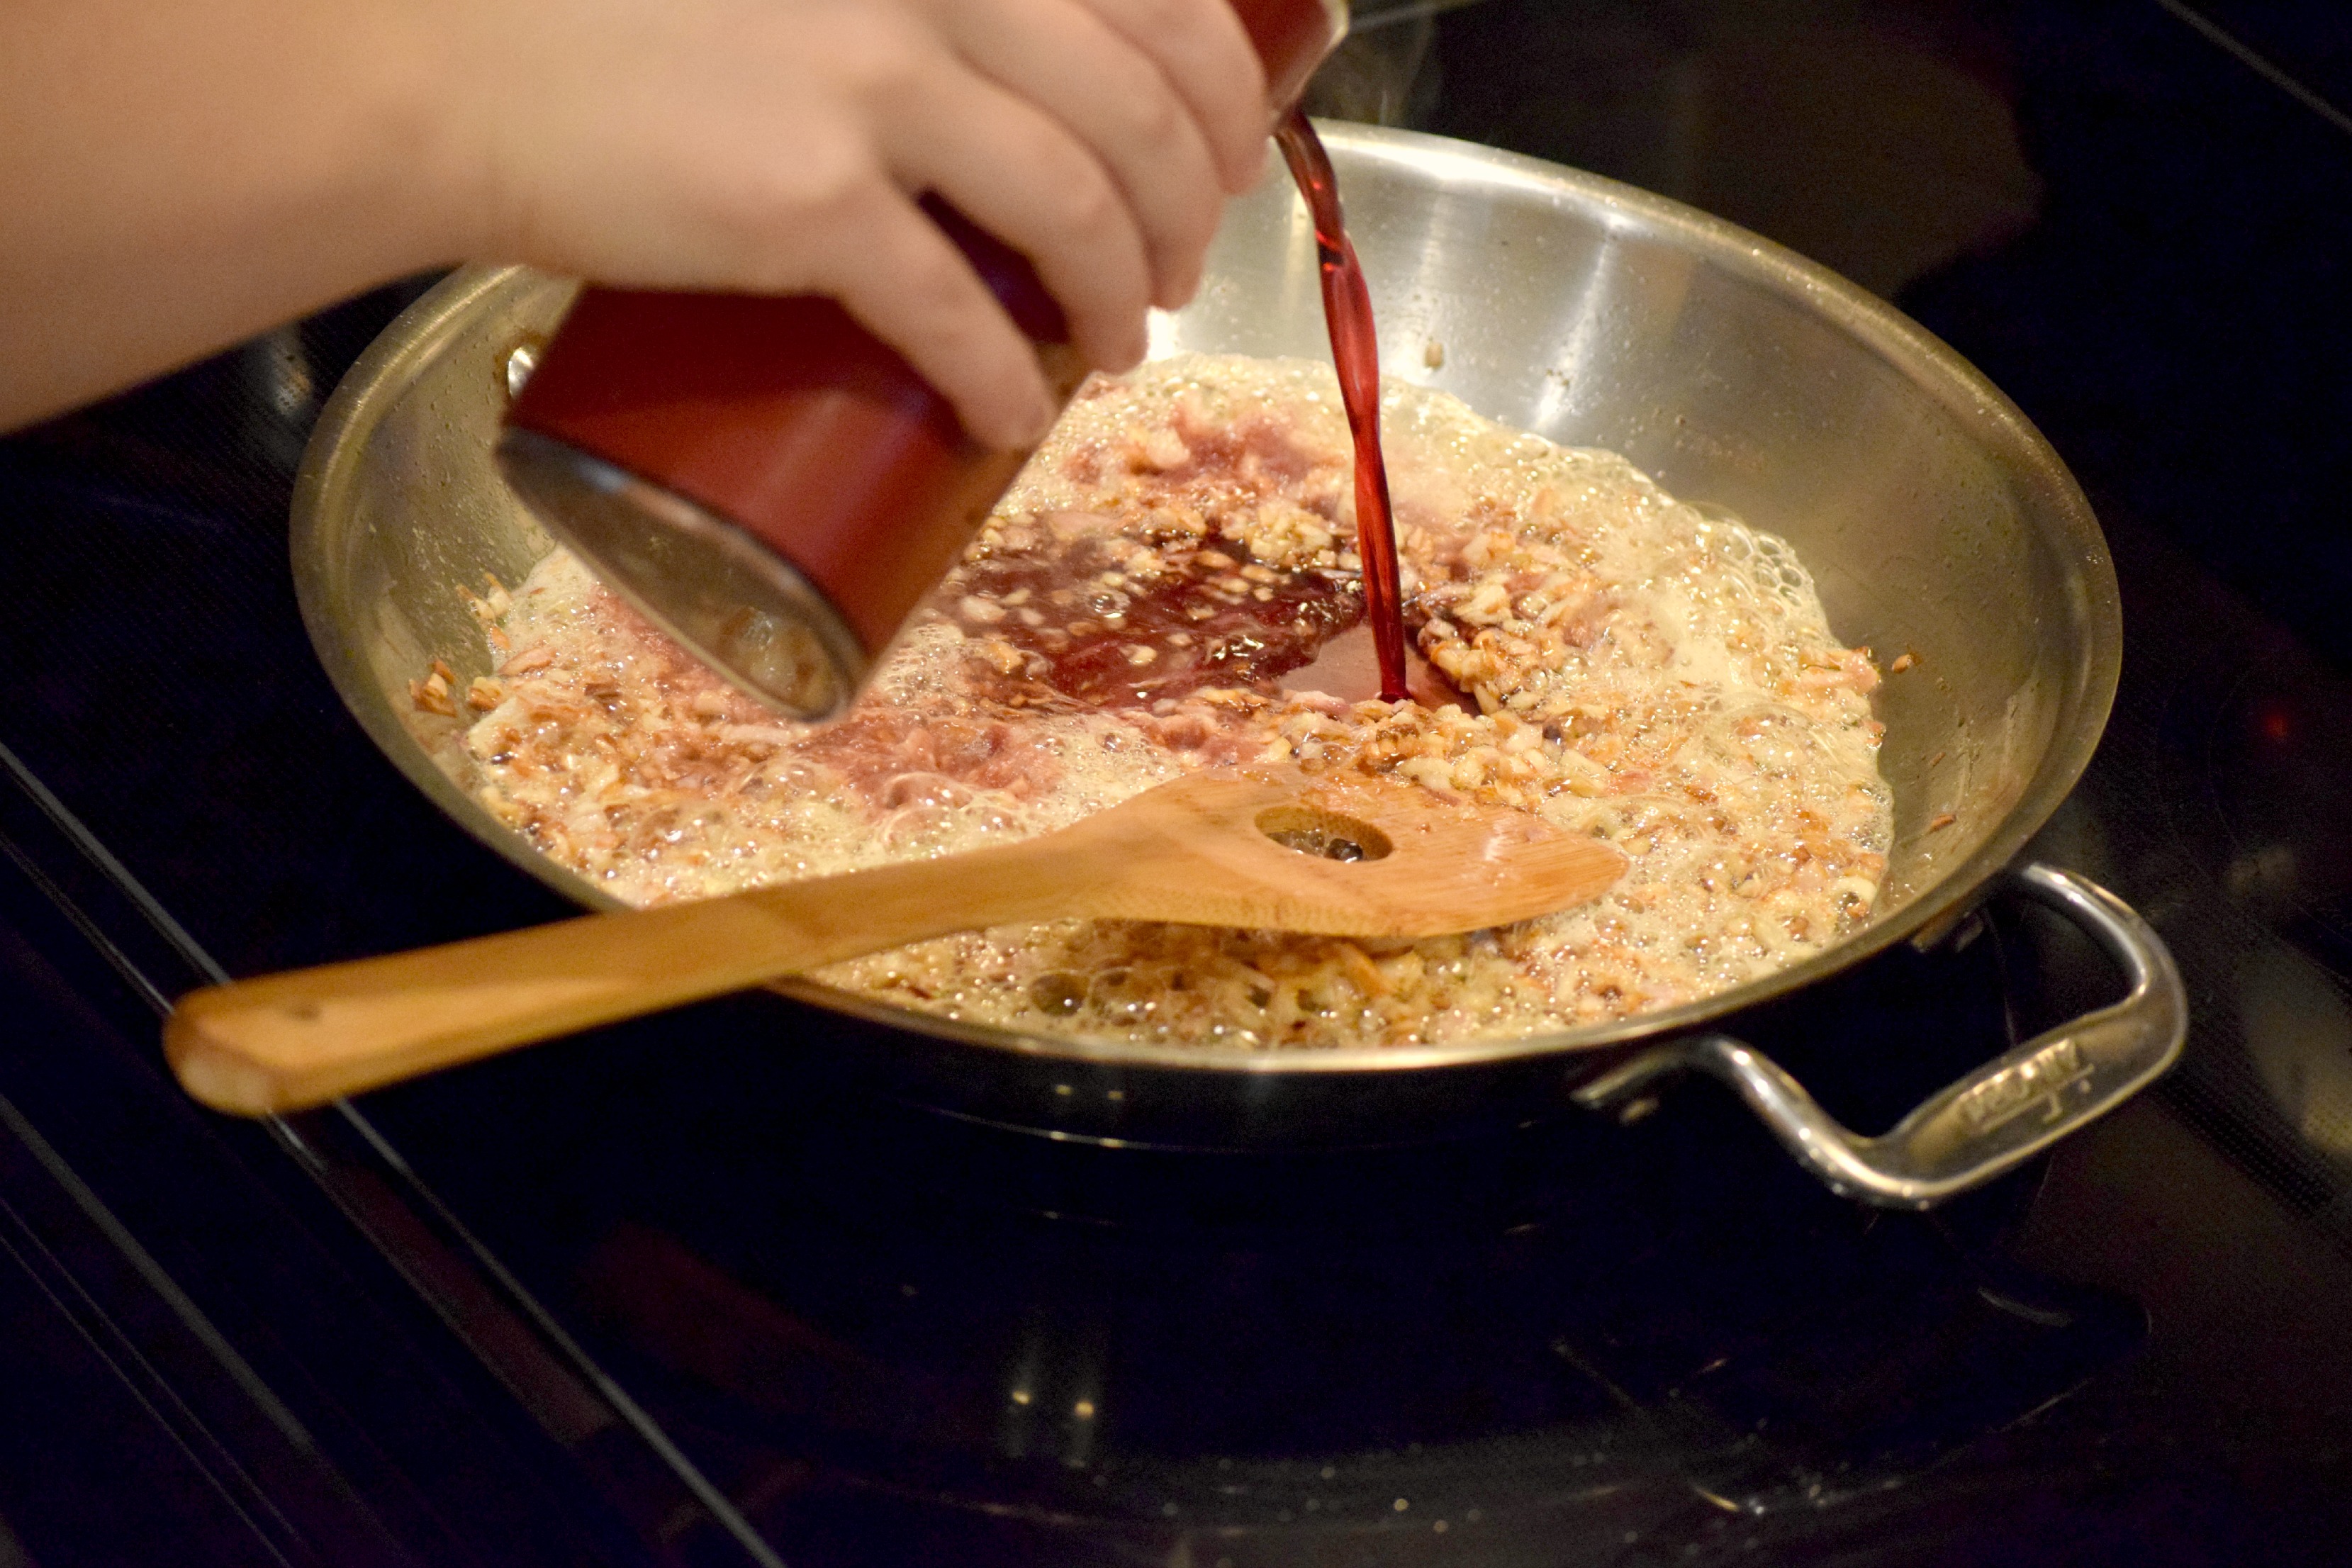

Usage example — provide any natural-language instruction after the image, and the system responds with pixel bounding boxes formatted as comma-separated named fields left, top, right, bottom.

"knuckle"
left=824, top=7, right=931, bottom=97
left=1124, top=0, right=1194, bottom=45
left=1046, top=162, right=1127, bottom=245
left=785, top=141, right=886, bottom=230
left=902, top=245, right=990, bottom=320
left=1120, top=74, right=1187, bottom=149
left=731, top=164, right=891, bottom=292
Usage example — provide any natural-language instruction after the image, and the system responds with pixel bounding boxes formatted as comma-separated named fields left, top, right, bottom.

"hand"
left=0, top=0, right=1275, bottom=442
left=444, top=0, right=1275, bottom=446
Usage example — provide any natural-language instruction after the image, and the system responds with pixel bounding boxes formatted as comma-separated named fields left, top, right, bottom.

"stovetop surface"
left=4, top=4, right=2352, bottom=1564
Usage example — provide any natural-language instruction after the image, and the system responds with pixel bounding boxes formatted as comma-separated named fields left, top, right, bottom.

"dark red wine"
left=1273, top=109, right=1410, bottom=704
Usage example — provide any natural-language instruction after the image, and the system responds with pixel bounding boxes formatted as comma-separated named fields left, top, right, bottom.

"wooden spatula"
left=165, top=768, right=1624, bottom=1115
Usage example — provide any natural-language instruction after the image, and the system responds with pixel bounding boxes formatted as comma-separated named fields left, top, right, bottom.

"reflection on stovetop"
left=340, top=912, right=2141, bottom=1566
left=2032, top=518, right=2352, bottom=1253
left=2169, top=612, right=2352, bottom=1206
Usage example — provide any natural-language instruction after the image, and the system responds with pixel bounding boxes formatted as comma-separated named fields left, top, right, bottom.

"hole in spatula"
left=1255, top=805, right=1392, bottom=863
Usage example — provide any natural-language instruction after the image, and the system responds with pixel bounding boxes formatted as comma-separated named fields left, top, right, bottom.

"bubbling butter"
left=455, top=354, right=1891, bottom=1050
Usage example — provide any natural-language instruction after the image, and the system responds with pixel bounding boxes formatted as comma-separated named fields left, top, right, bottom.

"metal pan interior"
left=290, top=123, right=2118, bottom=1080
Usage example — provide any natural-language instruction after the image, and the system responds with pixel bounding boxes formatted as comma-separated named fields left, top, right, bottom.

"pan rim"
left=291, top=122, right=2120, bottom=1080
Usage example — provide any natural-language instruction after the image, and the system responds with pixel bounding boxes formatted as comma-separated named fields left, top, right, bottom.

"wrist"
left=330, top=0, right=498, bottom=272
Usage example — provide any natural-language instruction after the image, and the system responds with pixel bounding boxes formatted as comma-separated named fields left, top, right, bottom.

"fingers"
left=1072, top=0, right=1272, bottom=194
left=812, top=184, right=1063, bottom=449
left=881, top=61, right=1158, bottom=373
left=929, top=0, right=1230, bottom=309
left=447, top=0, right=1279, bottom=446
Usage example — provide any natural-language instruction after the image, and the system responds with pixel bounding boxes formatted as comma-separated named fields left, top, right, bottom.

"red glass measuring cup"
left=499, top=0, right=1350, bottom=719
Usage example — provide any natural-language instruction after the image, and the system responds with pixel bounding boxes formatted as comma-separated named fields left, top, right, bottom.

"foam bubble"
left=459, top=355, right=1893, bottom=1049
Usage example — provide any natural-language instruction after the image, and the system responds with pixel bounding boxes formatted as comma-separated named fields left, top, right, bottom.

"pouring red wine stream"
left=498, top=1, right=1389, bottom=719
left=1275, top=109, right=1411, bottom=704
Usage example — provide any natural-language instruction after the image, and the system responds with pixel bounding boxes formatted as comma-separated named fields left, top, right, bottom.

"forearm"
left=0, top=0, right=476, bottom=432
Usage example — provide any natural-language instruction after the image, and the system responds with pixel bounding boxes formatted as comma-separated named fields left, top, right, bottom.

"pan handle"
left=1570, top=864, right=2187, bottom=1209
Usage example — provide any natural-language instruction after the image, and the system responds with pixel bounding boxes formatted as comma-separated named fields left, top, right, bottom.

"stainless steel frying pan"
left=290, top=123, right=2183, bottom=1204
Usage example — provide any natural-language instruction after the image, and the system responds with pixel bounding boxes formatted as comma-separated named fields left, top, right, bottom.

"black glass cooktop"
left=4, top=4, right=2351, bottom=1564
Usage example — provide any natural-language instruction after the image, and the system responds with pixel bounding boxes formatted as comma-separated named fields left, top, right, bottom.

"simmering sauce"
left=448, top=355, right=1891, bottom=1051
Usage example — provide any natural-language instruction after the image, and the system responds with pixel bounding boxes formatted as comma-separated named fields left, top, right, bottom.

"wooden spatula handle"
left=164, top=836, right=1097, bottom=1116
